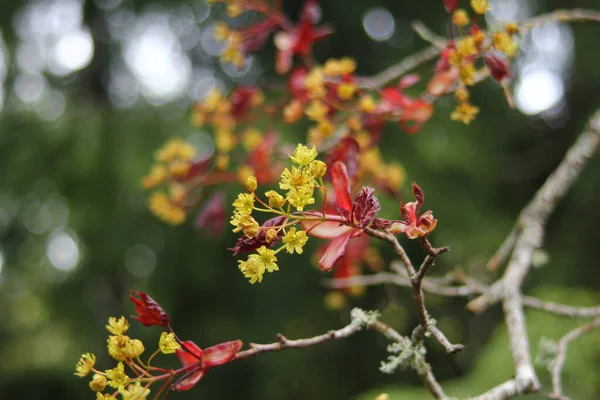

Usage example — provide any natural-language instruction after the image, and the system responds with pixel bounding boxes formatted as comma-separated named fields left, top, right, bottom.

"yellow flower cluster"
left=232, top=144, right=323, bottom=284
left=238, top=245, right=279, bottom=284
left=142, top=138, right=196, bottom=225
left=280, top=144, right=326, bottom=211
left=451, top=86, right=480, bottom=124
left=444, top=0, right=520, bottom=125
left=76, top=316, right=181, bottom=399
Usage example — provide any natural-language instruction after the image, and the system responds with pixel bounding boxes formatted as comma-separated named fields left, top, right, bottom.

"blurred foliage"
left=0, top=0, right=599, bottom=399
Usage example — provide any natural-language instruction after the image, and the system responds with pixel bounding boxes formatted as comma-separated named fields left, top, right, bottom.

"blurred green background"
left=0, top=0, right=599, bottom=399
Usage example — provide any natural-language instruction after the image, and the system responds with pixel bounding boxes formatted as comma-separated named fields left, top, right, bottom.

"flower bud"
left=484, top=52, right=510, bottom=82
left=245, top=176, right=258, bottom=192
left=89, top=374, right=107, bottom=392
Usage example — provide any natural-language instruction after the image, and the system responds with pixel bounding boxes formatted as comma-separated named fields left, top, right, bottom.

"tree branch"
left=548, top=317, right=600, bottom=400
left=468, top=109, right=600, bottom=313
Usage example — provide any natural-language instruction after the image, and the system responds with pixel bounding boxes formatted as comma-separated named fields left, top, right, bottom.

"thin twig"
left=548, top=317, right=600, bottom=400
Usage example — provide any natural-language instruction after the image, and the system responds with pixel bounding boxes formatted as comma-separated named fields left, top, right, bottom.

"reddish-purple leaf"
left=318, top=230, right=352, bottom=271
left=443, top=0, right=459, bottom=12
left=301, top=218, right=355, bottom=239
left=173, top=368, right=205, bottom=391
left=351, top=187, right=381, bottom=227
left=203, top=340, right=243, bottom=368
left=129, top=290, right=170, bottom=328
left=229, top=216, right=286, bottom=255
left=331, top=162, right=353, bottom=214
left=412, top=182, right=424, bottom=213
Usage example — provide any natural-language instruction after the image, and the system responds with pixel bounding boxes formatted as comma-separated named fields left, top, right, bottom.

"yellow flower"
left=159, top=332, right=181, bottom=354
left=148, top=192, right=186, bottom=225
left=282, top=228, right=309, bottom=254
left=226, top=2, right=242, bottom=17
left=309, top=160, right=327, bottom=178
left=106, top=316, right=129, bottom=335
left=286, top=184, right=316, bottom=211
left=290, top=144, right=318, bottom=166
left=265, top=190, right=286, bottom=208
left=230, top=213, right=259, bottom=238
left=452, top=9, right=470, bottom=27
left=74, top=353, right=96, bottom=377
left=324, top=58, right=343, bottom=76
left=338, top=57, right=357, bottom=75
left=456, top=36, right=478, bottom=57
left=451, top=102, right=480, bottom=124
left=256, top=246, right=278, bottom=272
left=121, top=382, right=151, bottom=400
left=107, top=335, right=129, bottom=361
left=304, top=68, right=326, bottom=98
left=359, top=96, right=376, bottom=114
left=305, top=100, right=329, bottom=121
left=280, top=166, right=313, bottom=191
left=233, top=193, right=254, bottom=215
left=105, top=362, right=129, bottom=391
left=265, top=228, right=278, bottom=243
left=238, top=257, right=264, bottom=284
left=459, top=63, right=476, bottom=86
left=241, top=128, right=263, bottom=150
left=141, top=165, right=168, bottom=189
left=168, top=160, right=191, bottom=177
left=336, top=82, right=357, bottom=101
left=96, top=393, right=116, bottom=400
left=245, top=176, right=258, bottom=192
left=454, top=86, right=470, bottom=103
left=89, top=374, right=107, bottom=392
left=125, top=338, right=145, bottom=359
left=237, top=164, right=254, bottom=184
left=493, top=32, right=519, bottom=57
left=470, top=0, right=489, bottom=14
left=215, top=130, right=237, bottom=153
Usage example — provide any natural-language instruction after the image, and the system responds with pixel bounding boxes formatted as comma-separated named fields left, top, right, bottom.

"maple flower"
left=173, top=340, right=243, bottom=391
left=121, top=382, right=150, bottom=400
left=106, top=316, right=129, bottom=336
left=302, top=162, right=381, bottom=271
left=273, top=0, right=333, bottom=74
left=390, top=183, right=438, bottom=239
left=89, top=374, right=107, bottom=392
left=159, top=332, right=181, bottom=354
left=74, top=353, right=96, bottom=377
left=96, top=394, right=116, bottom=400
left=290, top=144, right=318, bottom=166
left=128, top=290, right=170, bottom=328
left=470, top=0, right=489, bottom=14
left=451, top=102, right=480, bottom=124
left=105, top=362, right=129, bottom=391
left=282, top=227, right=309, bottom=254
left=232, top=193, right=254, bottom=215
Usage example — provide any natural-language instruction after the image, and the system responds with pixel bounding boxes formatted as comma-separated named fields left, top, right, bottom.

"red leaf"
left=351, top=187, right=381, bottom=227
left=331, top=162, right=352, bottom=214
left=203, top=340, right=243, bottom=368
left=129, top=290, right=170, bottom=328
left=229, top=216, right=286, bottom=255
left=176, top=341, right=203, bottom=367
left=318, top=230, right=353, bottom=271
left=173, top=368, right=205, bottom=391
left=443, top=0, right=459, bottom=12
left=301, top=218, right=355, bottom=239
left=411, top=182, right=424, bottom=213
